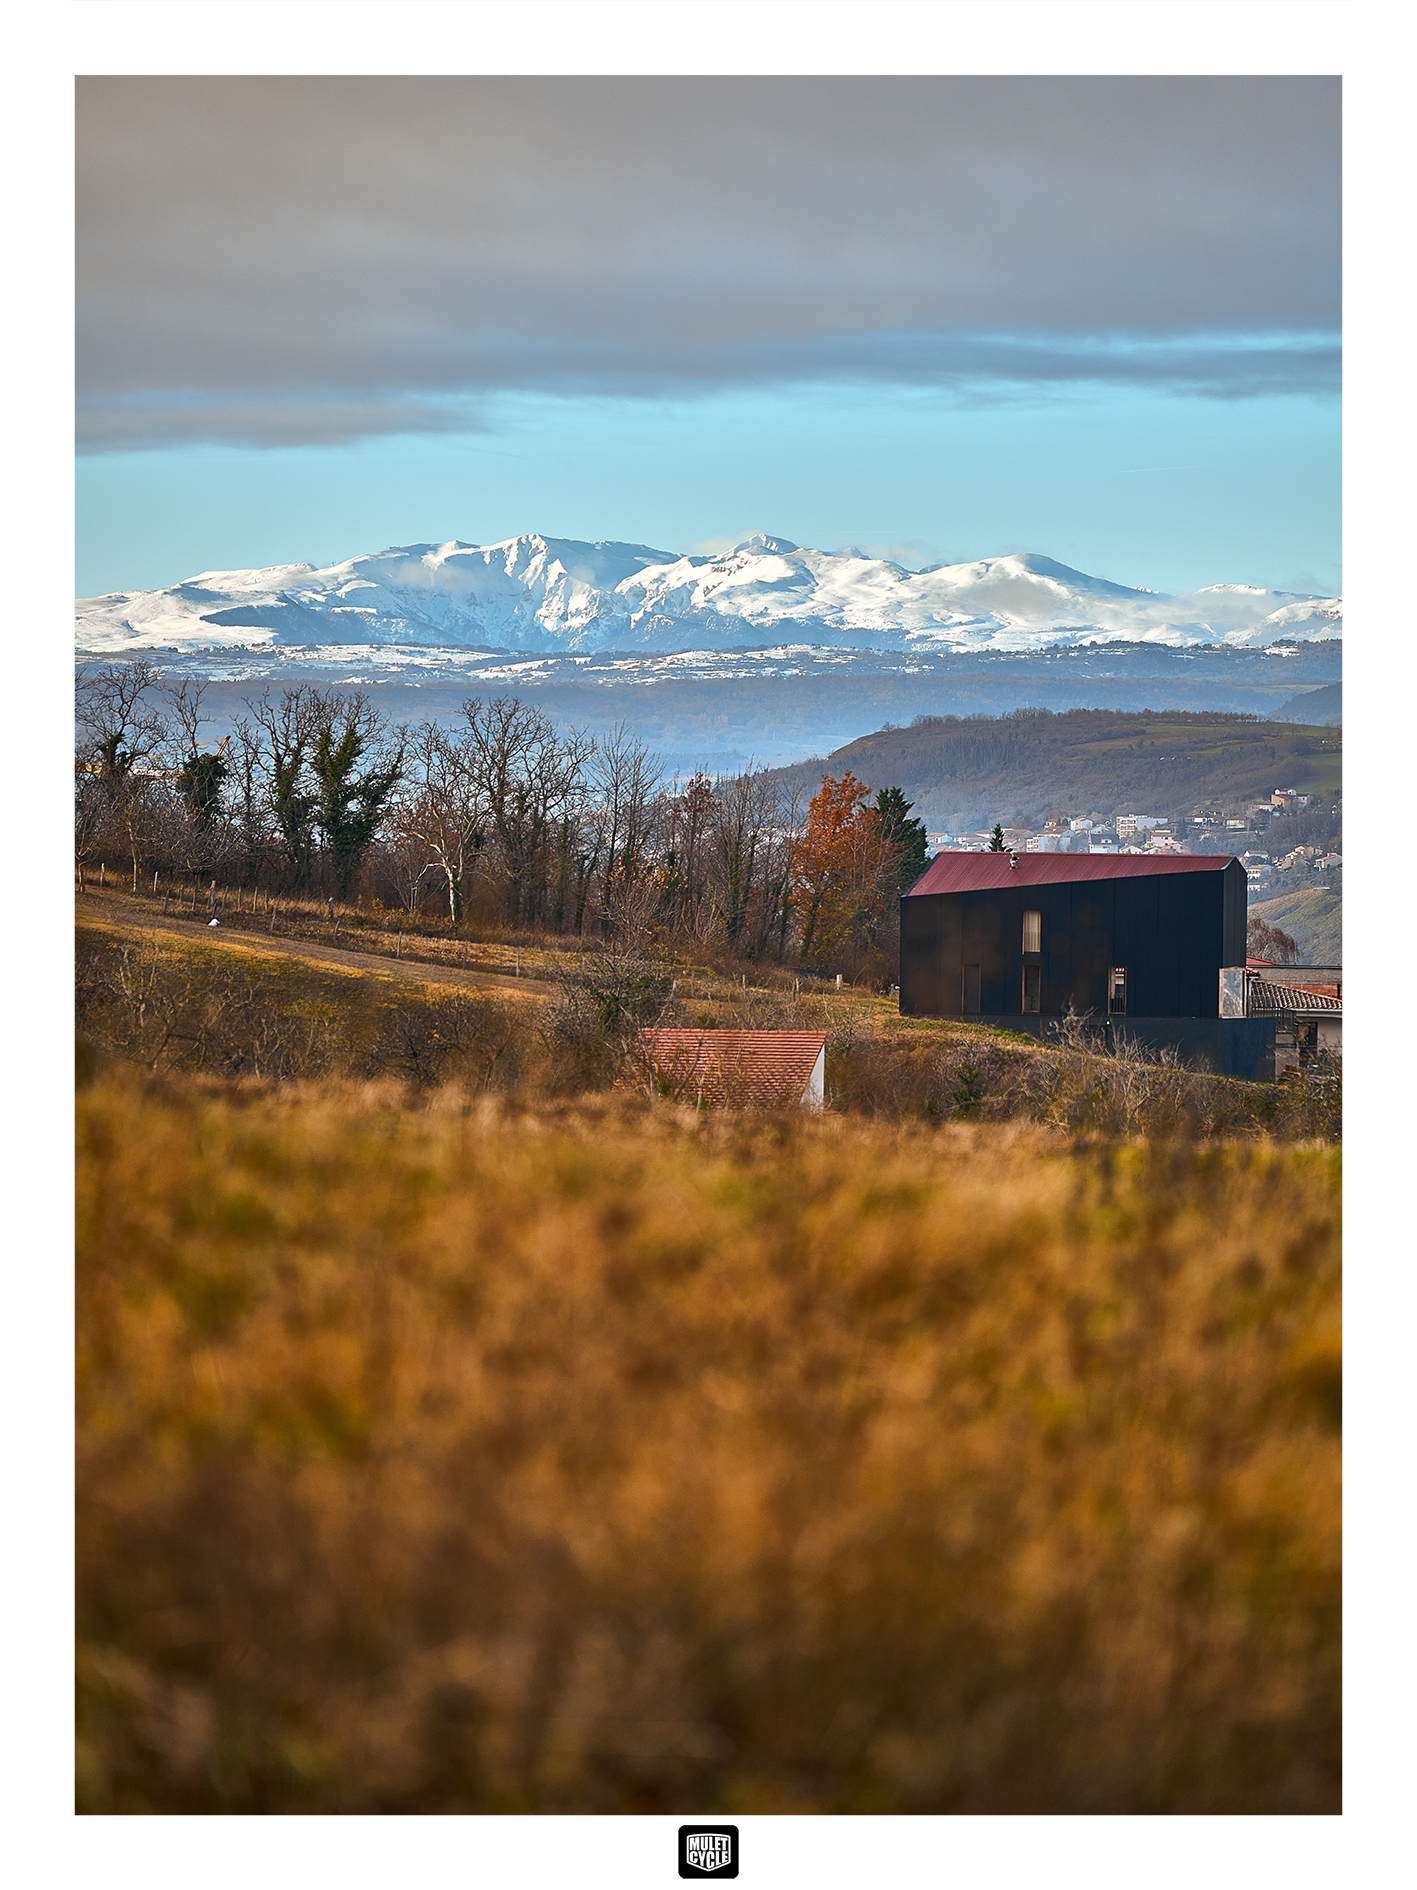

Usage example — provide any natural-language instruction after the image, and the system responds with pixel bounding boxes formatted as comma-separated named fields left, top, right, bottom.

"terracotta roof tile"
left=629, top=1029, right=828, bottom=1108
left=1247, top=978, right=1342, bottom=1013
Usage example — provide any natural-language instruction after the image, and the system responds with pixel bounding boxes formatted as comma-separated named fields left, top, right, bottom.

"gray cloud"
left=77, top=77, right=1340, bottom=450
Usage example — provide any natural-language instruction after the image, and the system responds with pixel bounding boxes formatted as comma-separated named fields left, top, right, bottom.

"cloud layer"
left=77, top=77, right=1340, bottom=451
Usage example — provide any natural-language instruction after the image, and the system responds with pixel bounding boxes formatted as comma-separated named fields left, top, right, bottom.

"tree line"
left=75, top=662, right=927, bottom=974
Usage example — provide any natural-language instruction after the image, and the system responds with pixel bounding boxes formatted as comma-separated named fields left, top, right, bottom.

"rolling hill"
left=767, top=708, right=1342, bottom=833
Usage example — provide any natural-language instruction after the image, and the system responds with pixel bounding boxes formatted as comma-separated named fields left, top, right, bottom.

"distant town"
left=927, top=784, right=1341, bottom=902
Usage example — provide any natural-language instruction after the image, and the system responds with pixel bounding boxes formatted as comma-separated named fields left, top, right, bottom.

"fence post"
left=153, top=870, right=159, bottom=893
left=100, top=862, right=105, bottom=886
left=162, top=892, right=170, bottom=915
left=397, top=932, right=402, bottom=959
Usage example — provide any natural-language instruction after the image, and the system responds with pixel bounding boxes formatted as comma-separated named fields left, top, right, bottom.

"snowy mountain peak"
left=75, top=533, right=1342, bottom=658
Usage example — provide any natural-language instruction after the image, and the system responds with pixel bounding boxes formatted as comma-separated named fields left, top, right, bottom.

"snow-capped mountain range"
left=76, top=534, right=1342, bottom=657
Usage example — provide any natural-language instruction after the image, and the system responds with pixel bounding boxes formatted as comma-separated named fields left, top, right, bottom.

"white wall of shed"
left=802, top=1045, right=825, bottom=1112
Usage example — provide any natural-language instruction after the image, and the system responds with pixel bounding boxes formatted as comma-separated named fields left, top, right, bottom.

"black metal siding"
left=899, top=863, right=1246, bottom=1020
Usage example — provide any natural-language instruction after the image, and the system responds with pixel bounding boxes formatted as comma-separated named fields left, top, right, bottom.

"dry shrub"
left=77, top=1072, right=1340, bottom=1813
left=365, top=992, right=532, bottom=1092
left=76, top=938, right=343, bottom=1080
left=828, top=1016, right=1341, bottom=1143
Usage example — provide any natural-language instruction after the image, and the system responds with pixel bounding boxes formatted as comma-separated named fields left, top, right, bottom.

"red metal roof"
left=905, top=851, right=1236, bottom=897
left=630, top=1029, right=827, bottom=1107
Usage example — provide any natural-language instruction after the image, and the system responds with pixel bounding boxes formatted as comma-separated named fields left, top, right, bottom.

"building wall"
left=900, top=863, right=1247, bottom=1021
left=913, top=1014, right=1284, bottom=1081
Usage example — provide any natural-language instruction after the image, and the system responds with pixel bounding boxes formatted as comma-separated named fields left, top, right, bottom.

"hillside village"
left=929, top=784, right=1341, bottom=890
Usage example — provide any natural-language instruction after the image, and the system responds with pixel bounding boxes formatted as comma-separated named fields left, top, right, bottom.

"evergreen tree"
left=988, top=823, right=1006, bottom=851
left=176, top=749, right=229, bottom=828
left=874, top=786, right=929, bottom=890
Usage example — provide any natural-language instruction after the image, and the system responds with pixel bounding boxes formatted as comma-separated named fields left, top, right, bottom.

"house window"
left=1109, top=967, right=1127, bottom=1015
left=1022, top=909, right=1041, bottom=954
left=1022, top=963, right=1041, bottom=1013
left=962, top=964, right=981, bottom=1014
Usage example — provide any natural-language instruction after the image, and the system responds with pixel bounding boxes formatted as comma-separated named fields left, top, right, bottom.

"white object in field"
left=209, top=919, right=219, bottom=927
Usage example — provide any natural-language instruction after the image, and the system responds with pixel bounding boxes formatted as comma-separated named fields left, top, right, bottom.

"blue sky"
left=77, top=77, right=1340, bottom=599
left=78, top=379, right=1339, bottom=599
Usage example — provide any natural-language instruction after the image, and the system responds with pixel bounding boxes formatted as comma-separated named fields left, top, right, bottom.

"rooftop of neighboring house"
left=628, top=1029, right=828, bottom=1108
left=1246, top=976, right=1342, bottom=1012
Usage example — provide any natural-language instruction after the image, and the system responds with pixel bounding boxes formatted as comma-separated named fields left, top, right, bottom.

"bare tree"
left=75, top=660, right=169, bottom=785
left=74, top=771, right=107, bottom=884
left=708, top=766, right=773, bottom=950
left=227, top=716, right=272, bottom=885
left=113, top=771, right=176, bottom=894
left=161, top=677, right=208, bottom=759
left=392, top=722, right=486, bottom=922
left=754, top=780, right=806, bottom=963
left=374, top=831, right=435, bottom=915
left=463, top=697, right=594, bottom=924
left=660, top=771, right=716, bottom=934
left=588, top=722, right=662, bottom=938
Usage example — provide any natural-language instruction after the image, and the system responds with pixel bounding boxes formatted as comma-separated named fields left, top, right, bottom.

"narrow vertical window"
left=1109, top=967, right=1127, bottom=1016
left=1022, top=909, right=1041, bottom=954
left=963, top=964, right=981, bottom=1014
left=1022, top=964, right=1041, bottom=1013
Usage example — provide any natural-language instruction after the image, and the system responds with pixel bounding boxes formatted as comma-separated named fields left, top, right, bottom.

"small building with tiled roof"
left=628, top=1029, right=827, bottom=1110
left=1220, top=963, right=1342, bottom=1076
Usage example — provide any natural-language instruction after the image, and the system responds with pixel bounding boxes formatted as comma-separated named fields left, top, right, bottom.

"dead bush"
left=365, top=992, right=528, bottom=1091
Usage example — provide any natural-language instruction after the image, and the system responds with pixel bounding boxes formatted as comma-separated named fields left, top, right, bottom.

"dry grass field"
left=76, top=1068, right=1340, bottom=1814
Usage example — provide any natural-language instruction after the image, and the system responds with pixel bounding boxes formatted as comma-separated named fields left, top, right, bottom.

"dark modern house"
left=898, top=851, right=1287, bottom=1076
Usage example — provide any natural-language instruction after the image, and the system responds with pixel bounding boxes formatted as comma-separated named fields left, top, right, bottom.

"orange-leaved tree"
left=792, top=770, right=898, bottom=965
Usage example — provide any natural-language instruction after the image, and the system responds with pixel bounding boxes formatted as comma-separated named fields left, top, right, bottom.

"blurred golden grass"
left=77, top=1070, right=1340, bottom=1813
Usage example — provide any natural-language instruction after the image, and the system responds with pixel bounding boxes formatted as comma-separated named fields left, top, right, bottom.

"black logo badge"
left=678, top=1825, right=739, bottom=1877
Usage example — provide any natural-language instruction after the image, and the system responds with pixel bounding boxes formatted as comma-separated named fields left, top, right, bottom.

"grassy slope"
left=77, top=915, right=483, bottom=1070
left=1248, top=887, right=1343, bottom=964
left=77, top=1070, right=1340, bottom=1814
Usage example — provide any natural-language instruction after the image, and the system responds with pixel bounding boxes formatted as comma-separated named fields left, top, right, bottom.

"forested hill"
left=768, top=709, right=1342, bottom=833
